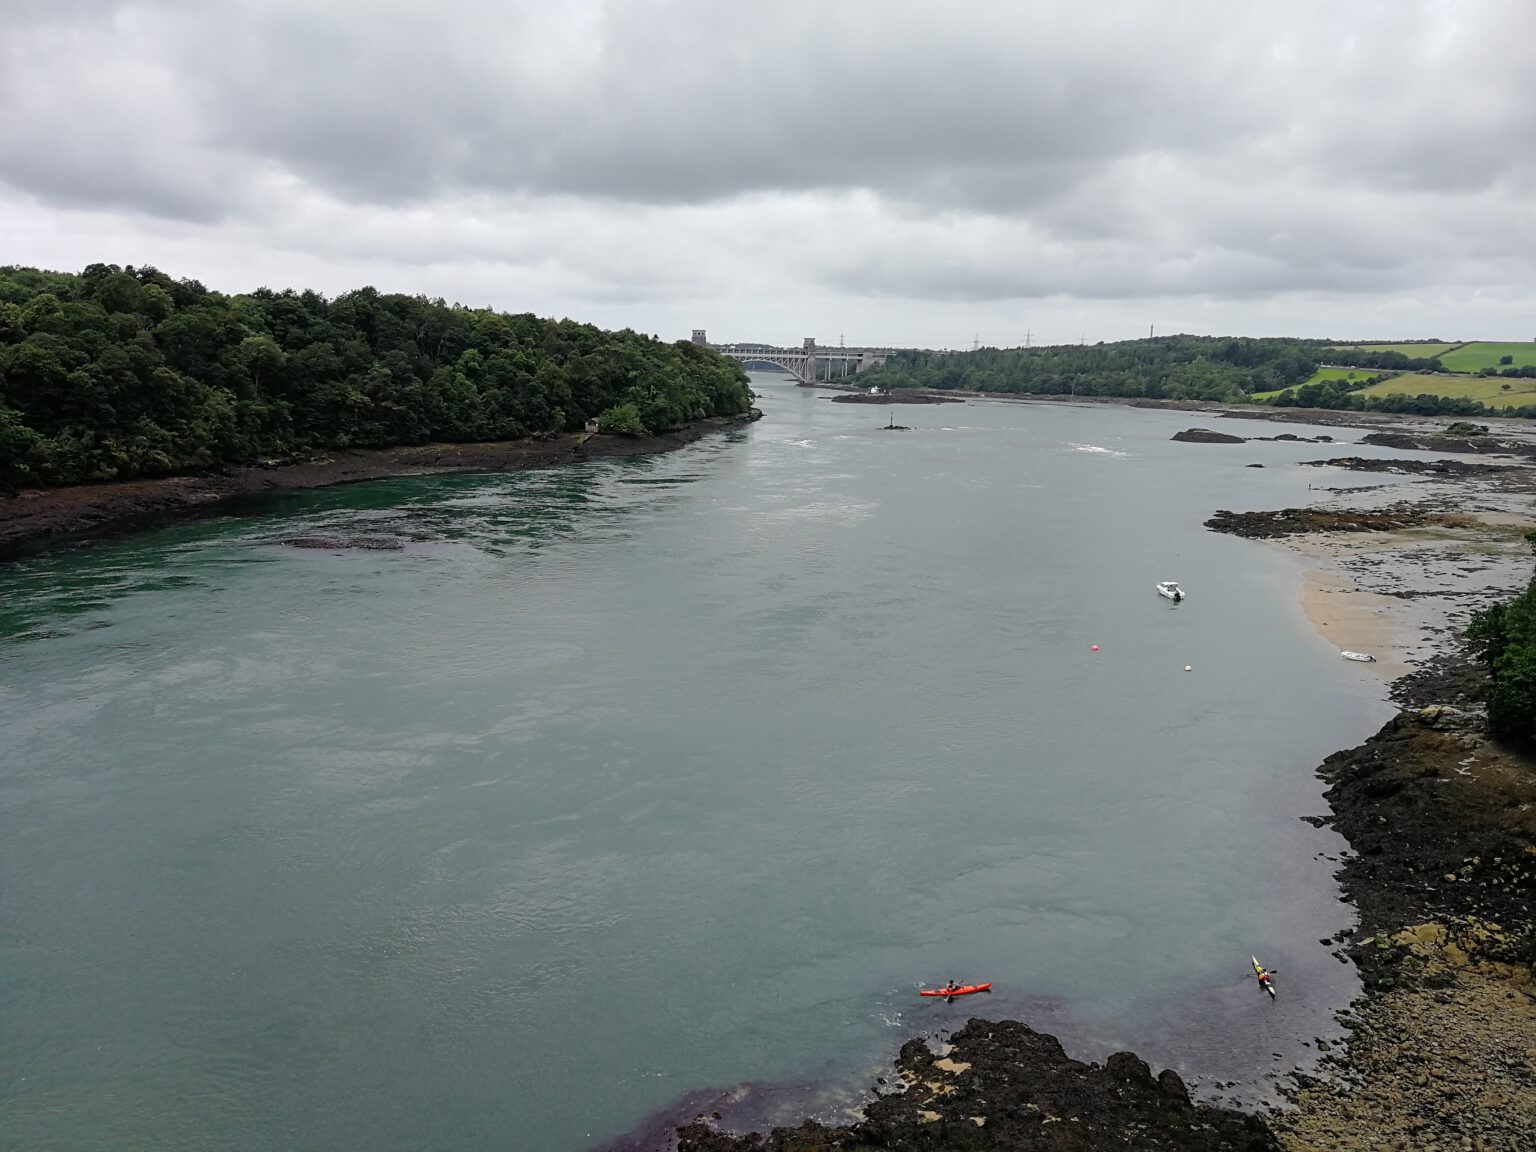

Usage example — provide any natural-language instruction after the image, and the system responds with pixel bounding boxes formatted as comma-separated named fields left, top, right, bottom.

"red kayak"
left=919, top=983, right=992, bottom=998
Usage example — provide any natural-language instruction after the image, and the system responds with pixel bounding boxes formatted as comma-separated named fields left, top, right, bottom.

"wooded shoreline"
left=0, top=411, right=759, bottom=560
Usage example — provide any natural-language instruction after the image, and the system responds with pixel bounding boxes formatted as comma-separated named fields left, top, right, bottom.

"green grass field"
left=1329, top=342, right=1461, bottom=359
left=1435, top=342, right=1536, bottom=373
left=1249, top=367, right=1394, bottom=399
left=1352, top=373, right=1536, bottom=408
left=1306, top=367, right=1379, bottom=385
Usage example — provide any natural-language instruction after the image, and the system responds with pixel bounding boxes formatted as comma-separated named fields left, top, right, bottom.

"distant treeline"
left=0, top=264, right=753, bottom=490
left=1324, top=348, right=1446, bottom=372
left=857, top=336, right=1322, bottom=402
left=1269, top=381, right=1495, bottom=416
left=857, top=336, right=1536, bottom=420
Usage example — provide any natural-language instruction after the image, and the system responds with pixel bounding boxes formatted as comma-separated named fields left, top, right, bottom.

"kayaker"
left=1256, top=967, right=1276, bottom=989
left=945, top=980, right=960, bottom=994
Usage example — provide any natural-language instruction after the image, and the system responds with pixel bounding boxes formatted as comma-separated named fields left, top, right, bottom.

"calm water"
left=2, top=378, right=1409, bottom=1150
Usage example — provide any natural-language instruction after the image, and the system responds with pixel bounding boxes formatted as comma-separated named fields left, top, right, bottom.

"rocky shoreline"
left=661, top=418, right=1536, bottom=1151
left=0, top=412, right=760, bottom=560
left=677, top=1021, right=1278, bottom=1151
left=1268, top=648, right=1536, bottom=1151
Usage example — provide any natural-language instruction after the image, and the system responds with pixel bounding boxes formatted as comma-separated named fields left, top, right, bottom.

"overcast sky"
left=3, top=0, right=1533, bottom=347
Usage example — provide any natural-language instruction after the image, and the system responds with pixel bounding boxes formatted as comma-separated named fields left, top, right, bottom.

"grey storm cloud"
left=1, top=0, right=1533, bottom=334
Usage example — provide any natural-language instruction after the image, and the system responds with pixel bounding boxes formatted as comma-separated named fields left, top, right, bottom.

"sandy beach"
left=1289, top=525, right=1534, bottom=683
left=1268, top=449, right=1536, bottom=682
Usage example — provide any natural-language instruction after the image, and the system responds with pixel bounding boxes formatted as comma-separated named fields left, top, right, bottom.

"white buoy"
left=1184, top=665, right=1192, bottom=672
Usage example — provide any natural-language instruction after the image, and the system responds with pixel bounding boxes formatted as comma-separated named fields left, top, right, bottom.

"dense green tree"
left=1468, top=582, right=1536, bottom=744
left=598, top=402, right=646, bottom=435
left=0, top=264, right=752, bottom=488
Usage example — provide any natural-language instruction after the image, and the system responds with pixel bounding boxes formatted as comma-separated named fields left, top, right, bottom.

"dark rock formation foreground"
left=677, top=1019, right=1276, bottom=1151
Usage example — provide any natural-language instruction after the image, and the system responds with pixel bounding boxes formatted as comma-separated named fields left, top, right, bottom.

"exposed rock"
left=677, top=1019, right=1276, bottom=1151
left=1105, top=1051, right=1154, bottom=1085
left=1413, top=704, right=1487, bottom=731
left=1158, top=1069, right=1193, bottom=1104
left=1315, top=670, right=1536, bottom=961
left=1359, top=431, right=1536, bottom=456
left=1204, top=507, right=1432, bottom=538
left=1173, top=427, right=1248, bottom=444
left=1299, top=456, right=1516, bottom=476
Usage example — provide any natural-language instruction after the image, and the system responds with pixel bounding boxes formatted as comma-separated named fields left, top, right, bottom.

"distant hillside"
left=1350, top=372, right=1536, bottom=409
left=1329, top=342, right=1461, bottom=358
left=856, top=335, right=1536, bottom=419
left=0, top=264, right=752, bottom=490
left=1328, top=341, right=1536, bottom=374
left=854, top=336, right=1322, bottom=402
left=1437, top=342, right=1536, bottom=374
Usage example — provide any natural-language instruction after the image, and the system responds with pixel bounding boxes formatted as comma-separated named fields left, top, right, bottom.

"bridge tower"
left=691, top=329, right=708, bottom=345
left=803, top=337, right=817, bottom=382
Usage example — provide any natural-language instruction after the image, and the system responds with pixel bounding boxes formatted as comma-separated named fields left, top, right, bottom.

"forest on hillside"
left=856, top=335, right=1536, bottom=418
left=0, top=264, right=753, bottom=490
left=855, top=336, right=1324, bottom=400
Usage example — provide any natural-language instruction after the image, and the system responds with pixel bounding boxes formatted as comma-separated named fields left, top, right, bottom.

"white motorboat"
left=1340, top=650, right=1375, bottom=662
left=1156, top=581, right=1185, bottom=602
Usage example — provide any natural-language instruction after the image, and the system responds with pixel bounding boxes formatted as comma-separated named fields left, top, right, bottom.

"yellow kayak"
left=1252, top=956, right=1275, bottom=998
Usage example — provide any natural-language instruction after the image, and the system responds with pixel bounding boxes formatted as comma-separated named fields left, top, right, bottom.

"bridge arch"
left=698, top=334, right=893, bottom=386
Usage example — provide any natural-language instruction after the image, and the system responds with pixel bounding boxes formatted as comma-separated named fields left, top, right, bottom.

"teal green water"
left=2, top=378, right=1398, bottom=1150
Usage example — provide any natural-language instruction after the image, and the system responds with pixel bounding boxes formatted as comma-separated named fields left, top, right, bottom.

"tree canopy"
left=1468, top=577, right=1536, bottom=745
left=0, top=264, right=752, bottom=490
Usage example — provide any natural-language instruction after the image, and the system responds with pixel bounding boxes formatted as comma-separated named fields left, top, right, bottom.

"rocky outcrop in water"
left=677, top=1019, right=1276, bottom=1151
left=1172, top=428, right=1247, bottom=444
left=1204, top=507, right=1432, bottom=538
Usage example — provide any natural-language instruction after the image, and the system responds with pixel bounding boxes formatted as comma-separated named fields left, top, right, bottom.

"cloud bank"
left=2, top=0, right=1532, bottom=344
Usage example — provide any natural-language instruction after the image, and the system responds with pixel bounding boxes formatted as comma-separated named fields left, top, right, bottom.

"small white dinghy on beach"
left=1340, top=650, right=1375, bottom=662
left=1156, top=581, right=1185, bottom=602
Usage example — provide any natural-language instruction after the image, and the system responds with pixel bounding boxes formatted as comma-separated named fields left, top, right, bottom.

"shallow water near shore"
left=2, top=377, right=1444, bottom=1150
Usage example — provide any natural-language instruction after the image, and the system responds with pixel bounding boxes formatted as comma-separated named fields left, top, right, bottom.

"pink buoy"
left=1091, top=645, right=1099, bottom=651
